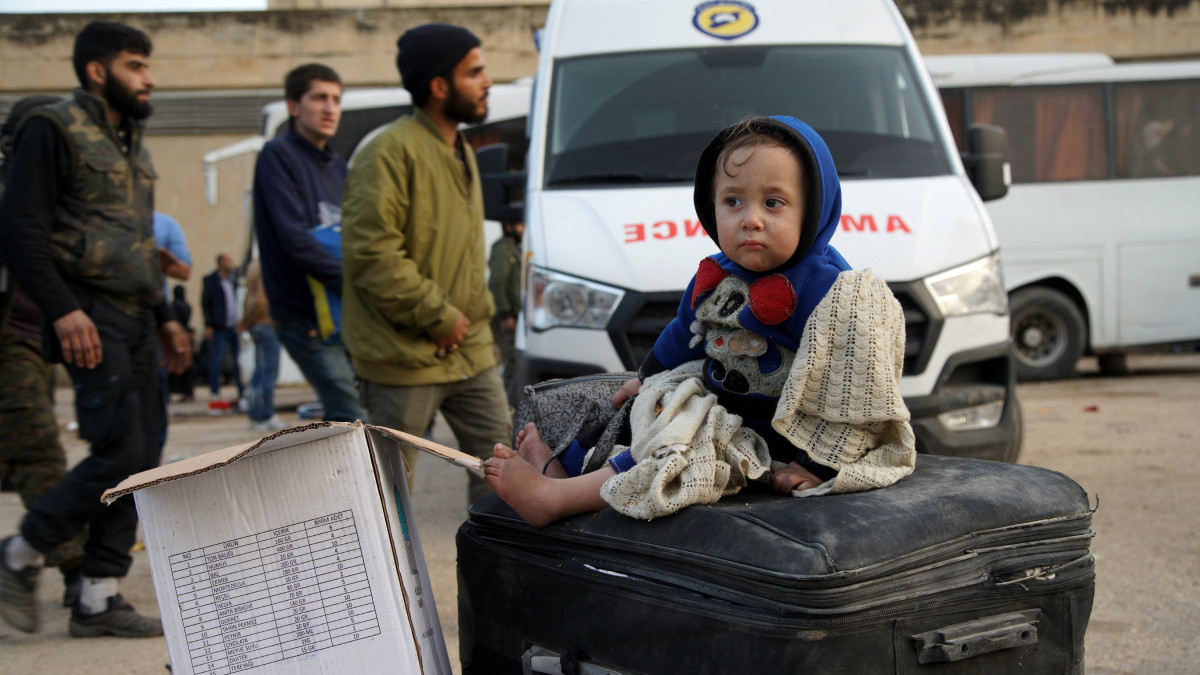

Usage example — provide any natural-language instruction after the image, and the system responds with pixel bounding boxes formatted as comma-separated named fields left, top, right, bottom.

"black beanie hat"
left=396, top=23, right=482, bottom=107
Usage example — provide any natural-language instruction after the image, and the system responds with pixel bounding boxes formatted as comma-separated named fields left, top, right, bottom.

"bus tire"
left=1009, top=286, right=1086, bottom=381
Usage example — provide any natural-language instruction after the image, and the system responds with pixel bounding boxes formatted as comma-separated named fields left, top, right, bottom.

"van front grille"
left=609, top=293, right=683, bottom=371
left=888, top=282, right=942, bottom=377
left=609, top=283, right=943, bottom=377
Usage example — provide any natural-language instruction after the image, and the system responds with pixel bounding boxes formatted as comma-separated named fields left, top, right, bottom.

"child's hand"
left=771, top=462, right=824, bottom=494
left=613, top=377, right=641, bottom=408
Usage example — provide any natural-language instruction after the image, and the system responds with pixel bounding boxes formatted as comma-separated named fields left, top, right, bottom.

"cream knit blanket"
left=600, top=270, right=915, bottom=519
left=598, top=361, right=774, bottom=520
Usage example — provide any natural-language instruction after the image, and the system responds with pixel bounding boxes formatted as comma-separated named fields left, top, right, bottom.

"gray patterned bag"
left=512, top=373, right=636, bottom=474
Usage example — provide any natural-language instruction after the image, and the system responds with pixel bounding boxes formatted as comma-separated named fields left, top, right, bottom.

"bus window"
left=463, top=116, right=529, bottom=171
left=939, top=88, right=966, bottom=152
left=1114, top=79, right=1200, bottom=178
left=969, top=85, right=1107, bottom=183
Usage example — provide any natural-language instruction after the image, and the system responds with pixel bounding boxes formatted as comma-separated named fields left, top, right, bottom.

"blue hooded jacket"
left=642, top=115, right=851, bottom=417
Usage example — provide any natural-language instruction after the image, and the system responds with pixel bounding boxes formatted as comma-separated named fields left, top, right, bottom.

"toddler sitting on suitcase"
left=485, top=115, right=916, bottom=527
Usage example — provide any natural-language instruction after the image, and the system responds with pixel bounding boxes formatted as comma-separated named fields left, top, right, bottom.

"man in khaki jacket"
left=341, top=23, right=511, bottom=503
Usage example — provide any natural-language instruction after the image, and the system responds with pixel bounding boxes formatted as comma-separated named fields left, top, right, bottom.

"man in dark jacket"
left=201, top=252, right=244, bottom=409
left=252, top=63, right=365, bottom=422
left=0, top=21, right=188, bottom=638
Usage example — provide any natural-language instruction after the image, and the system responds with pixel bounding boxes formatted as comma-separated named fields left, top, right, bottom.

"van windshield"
left=546, top=45, right=950, bottom=187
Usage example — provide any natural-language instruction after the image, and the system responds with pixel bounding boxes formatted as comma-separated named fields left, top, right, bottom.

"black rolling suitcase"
left=457, top=377, right=1094, bottom=674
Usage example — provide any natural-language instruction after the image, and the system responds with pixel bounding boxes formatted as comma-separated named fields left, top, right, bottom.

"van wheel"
left=1098, top=353, right=1130, bottom=376
left=1009, top=287, right=1086, bottom=381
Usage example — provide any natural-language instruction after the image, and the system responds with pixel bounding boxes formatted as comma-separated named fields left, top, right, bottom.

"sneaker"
left=0, top=536, right=41, bottom=633
left=207, top=399, right=233, bottom=416
left=69, top=594, right=163, bottom=638
left=264, top=415, right=288, bottom=431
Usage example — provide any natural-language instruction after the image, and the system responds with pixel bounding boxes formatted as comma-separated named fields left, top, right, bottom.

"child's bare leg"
left=485, top=444, right=614, bottom=528
left=515, top=422, right=567, bottom=478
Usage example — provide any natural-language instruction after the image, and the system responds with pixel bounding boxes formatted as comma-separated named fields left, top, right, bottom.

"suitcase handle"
left=522, top=646, right=626, bottom=675
left=911, top=609, right=1041, bottom=664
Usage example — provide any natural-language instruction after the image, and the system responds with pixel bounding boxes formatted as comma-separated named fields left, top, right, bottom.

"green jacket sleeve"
left=341, top=134, right=460, bottom=340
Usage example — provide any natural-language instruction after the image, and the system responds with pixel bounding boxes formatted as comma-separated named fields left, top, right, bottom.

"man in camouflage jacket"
left=0, top=21, right=189, bottom=638
left=0, top=94, right=86, bottom=609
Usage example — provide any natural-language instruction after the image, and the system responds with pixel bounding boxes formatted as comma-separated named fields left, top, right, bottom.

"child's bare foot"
left=515, top=422, right=566, bottom=478
left=484, top=444, right=568, bottom=527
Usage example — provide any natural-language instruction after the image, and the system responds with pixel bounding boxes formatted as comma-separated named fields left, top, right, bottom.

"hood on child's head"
left=693, top=115, right=843, bottom=274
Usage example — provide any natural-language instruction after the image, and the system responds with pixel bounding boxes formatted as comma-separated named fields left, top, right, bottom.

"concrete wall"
left=2, top=1, right=1198, bottom=316
left=5, top=2, right=1196, bottom=94
left=0, top=6, right=547, bottom=92
left=901, top=0, right=1200, bottom=60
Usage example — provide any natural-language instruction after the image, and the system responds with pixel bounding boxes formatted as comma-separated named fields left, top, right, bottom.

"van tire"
left=1009, top=287, right=1086, bottom=381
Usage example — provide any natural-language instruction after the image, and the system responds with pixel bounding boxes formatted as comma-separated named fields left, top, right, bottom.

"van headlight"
left=527, top=266, right=624, bottom=331
left=938, top=400, right=1005, bottom=431
left=925, top=253, right=1007, bottom=317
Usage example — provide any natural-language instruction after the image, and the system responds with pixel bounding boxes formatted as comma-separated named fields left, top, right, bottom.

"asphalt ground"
left=2, top=352, right=1198, bottom=674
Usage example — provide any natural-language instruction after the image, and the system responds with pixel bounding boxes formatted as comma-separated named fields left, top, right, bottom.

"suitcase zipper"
left=462, top=525, right=1094, bottom=630
left=525, top=373, right=633, bottom=394
left=470, top=513, right=1093, bottom=603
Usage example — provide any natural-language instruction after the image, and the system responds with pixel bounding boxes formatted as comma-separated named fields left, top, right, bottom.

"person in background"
left=0, top=20, right=189, bottom=637
left=168, top=284, right=195, bottom=401
left=239, top=259, right=285, bottom=431
left=0, top=94, right=87, bottom=611
left=252, top=63, right=365, bottom=423
left=488, top=219, right=523, bottom=396
left=341, top=23, right=512, bottom=503
left=154, top=212, right=191, bottom=288
left=152, top=211, right=191, bottom=448
left=201, top=252, right=244, bottom=412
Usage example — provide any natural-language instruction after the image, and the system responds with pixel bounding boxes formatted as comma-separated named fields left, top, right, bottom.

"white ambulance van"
left=481, top=0, right=1023, bottom=461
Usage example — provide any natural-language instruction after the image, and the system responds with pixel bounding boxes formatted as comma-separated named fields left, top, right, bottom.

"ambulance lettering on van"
left=839, top=215, right=914, bottom=234
left=625, top=214, right=913, bottom=243
left=482, top=0, right=1022, bottom=463
left=622, top=220, right=706, bottom=243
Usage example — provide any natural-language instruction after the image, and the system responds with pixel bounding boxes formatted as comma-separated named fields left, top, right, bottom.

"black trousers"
left=21, top=291, right=163, bottom=578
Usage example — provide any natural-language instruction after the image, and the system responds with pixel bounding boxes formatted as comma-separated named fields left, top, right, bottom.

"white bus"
left=928, top=54, right=1200, bottom=380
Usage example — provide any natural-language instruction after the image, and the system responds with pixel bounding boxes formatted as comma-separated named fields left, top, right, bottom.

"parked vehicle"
left=481, top=0, right=1022, bottom=462
left=929, top=53, right=1200, bottom=380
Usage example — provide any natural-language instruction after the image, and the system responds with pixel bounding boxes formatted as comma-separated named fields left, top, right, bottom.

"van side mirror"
left=476, top=143, right=526, bottom=222
left=963, top=124, right=1010, bottom=202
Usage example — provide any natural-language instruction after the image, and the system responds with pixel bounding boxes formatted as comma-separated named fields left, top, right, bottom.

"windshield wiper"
left=548, top=172, right=688, bottom=187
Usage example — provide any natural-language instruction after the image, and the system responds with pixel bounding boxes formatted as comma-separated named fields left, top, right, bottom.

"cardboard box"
left=103, top=422, right=484, bottom=675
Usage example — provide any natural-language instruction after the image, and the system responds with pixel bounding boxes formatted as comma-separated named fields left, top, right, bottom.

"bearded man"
left=0, top=20, right=188, bottom=638
left=341, top=23, right=512, bottom=505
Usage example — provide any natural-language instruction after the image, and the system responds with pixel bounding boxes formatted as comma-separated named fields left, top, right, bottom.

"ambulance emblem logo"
left=693, top=1, right=759, bottom=40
